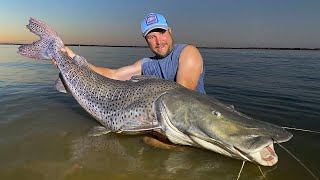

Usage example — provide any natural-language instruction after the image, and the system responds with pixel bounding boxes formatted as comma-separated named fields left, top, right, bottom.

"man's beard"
left=153, top=43, right=174, bottom=58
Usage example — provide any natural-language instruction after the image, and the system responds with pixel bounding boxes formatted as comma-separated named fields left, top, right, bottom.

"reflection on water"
left=0, top=45, right=319, bottom=179
left=0, top=131, right=273, bottom=180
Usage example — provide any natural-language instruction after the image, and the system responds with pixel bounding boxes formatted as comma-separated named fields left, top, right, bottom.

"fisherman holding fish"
left=20, top=14, right=320, bottom=179
left=53, top=13, right=206, bottom=94
left=20, top=15, right=298, bottom=172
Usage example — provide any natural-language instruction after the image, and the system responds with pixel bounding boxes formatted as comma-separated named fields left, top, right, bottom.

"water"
left=0, top=45, right=319, bottom=180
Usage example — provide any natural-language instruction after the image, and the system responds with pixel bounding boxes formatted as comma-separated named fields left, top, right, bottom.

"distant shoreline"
left=1, top=43, right=319, bottom=51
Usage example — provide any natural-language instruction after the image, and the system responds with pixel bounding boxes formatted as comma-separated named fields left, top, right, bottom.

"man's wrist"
left=69, top=53, right=76, bottom=58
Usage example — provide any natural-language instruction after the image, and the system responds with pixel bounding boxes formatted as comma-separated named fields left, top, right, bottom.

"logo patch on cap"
left=146, top=14, right=158, bottom=25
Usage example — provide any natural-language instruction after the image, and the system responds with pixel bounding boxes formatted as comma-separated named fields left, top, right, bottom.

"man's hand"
left=51, top=59, right=57, bottom=66
left=51, top=47, right=76, bottom=66
left=62, top=47, right=76, bottom=58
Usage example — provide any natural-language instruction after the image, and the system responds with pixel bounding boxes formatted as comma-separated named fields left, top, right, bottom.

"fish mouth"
left=245, top=143, right=279, bottom=166
left=189, top=135, right=279, bottom=166
left=188, top=134, right=279, bottom=166
left=158, top=112, right=279, bottom=167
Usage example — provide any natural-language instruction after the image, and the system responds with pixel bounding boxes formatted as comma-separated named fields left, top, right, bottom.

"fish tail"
left=18, top=17, right=64, bottom=60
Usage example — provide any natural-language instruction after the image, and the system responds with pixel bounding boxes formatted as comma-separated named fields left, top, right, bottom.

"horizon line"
left=1, top=43, right=319, bottom=51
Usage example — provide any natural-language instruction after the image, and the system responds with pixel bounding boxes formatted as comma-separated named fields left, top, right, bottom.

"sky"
left=1, top=0, right=320, bottom=48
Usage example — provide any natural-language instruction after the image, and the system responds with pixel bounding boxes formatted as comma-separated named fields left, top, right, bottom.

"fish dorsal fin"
left=88, top=126, right=111, bottom=137
left=54, top=73, right=69, bottom=93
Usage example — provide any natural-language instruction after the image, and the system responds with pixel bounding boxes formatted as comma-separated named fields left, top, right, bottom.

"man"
left=58, top=13, right=206, bottom=94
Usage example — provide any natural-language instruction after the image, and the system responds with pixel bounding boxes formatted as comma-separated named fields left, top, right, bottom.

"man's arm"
left=89, top=60, right=142, bottom=80
left=62, top=47, right=142, bottom=81
left=176, top=45, right=203, bottom=90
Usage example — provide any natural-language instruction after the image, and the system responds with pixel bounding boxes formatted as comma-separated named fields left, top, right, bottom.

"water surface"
left=0, top=45, right=319, bottom=180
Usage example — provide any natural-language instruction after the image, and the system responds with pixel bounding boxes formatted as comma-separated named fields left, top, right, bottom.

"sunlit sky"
left=1, top=0, right=320, bottom=48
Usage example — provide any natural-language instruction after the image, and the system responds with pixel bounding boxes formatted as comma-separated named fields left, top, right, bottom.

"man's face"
left=145, top=28, right=174, bottom=58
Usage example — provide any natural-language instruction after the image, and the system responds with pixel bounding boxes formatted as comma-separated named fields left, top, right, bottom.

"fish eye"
left=212, top=111, right=222, bottom=117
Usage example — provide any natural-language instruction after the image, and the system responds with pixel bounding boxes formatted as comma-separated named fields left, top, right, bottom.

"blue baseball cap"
left=141, top=13, right=169, bottom=37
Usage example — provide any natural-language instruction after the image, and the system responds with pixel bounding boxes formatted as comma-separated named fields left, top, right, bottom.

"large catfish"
left=18, top=18, right=292, bottom=166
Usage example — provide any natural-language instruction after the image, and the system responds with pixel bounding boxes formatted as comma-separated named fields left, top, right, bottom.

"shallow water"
left=0, top=45, right=319, bottom=180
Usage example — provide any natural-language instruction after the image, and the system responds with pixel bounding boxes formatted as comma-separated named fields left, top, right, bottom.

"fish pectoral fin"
left=54, top=73, right=69, bottom=93
left=88, top=126, right=111, bottom=137
left=143, top=136, right=185, bottom=152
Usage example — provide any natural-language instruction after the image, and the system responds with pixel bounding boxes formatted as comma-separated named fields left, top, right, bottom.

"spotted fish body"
left=59, top=62, right=181, bottom=133
left=19, top=18, right=293, bottom=167
left=66, top=69, right=182, bottom=132
left=19, top=18, right=181, bottom=133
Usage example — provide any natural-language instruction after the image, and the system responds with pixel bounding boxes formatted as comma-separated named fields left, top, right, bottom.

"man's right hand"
left=51, top=47, right=76, bottom=66
left=62, top=47, right=76, bottom=58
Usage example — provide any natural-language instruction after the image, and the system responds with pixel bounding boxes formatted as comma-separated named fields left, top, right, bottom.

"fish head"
left=155, top=88, right=293, bottom=166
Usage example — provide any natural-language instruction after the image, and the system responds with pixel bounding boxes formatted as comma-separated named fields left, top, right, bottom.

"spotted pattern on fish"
left=62, top=57, right=181, bottom=132
left=18, top=18, right=183, bottom=133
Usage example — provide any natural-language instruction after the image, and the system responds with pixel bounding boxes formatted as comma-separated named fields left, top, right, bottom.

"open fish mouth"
left=261, top=144, right=277, bottom=162
left=240, top=143, right=278, bottom=166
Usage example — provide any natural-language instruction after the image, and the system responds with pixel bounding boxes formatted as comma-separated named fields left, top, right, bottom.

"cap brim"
left=143, top=25, right=169, bottom=37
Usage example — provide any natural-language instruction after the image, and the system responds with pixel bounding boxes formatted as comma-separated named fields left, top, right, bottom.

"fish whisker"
left=236, top=161, right=246, bottom=180
left=282, top=126, right=320, bottom=134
